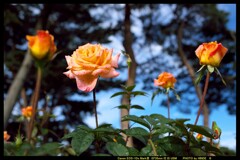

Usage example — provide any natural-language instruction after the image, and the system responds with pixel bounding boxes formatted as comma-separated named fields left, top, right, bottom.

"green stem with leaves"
left=194, top=71, right=210, bottom=125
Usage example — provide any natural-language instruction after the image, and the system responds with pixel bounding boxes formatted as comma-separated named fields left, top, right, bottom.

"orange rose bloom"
left=26, top=30, right=57, bottom=60
left=195, top=41, right=228, bottom=67
left=22, top=106, right=33, bottom=119
left=154, top=72, right=176, bottom=89
left=196, top=133, right=203, bottom=141
left=4, top=131, right=10, bottom=141
left=64, top=43, right=120, bottom=92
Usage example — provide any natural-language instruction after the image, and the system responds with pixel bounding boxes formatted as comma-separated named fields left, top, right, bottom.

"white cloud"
left=219, top=131, right=236, bottom=151
left=220, top=138, right=236, bottom=151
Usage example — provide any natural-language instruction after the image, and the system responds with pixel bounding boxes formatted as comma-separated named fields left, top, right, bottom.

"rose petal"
left=100, top=68, right=119, bottom=78
left=154, top=79, right=165, bottom=86
left=65, top=56, right=72, bottom=65
left=92, top=69, right=105, bottom=76
left=195, top=44, right=203, bottom=59
left=63, top=70, right=75, bottom=79
left=111, top=53, right=120, bottom=68
left=75, top=75, right=98, bottom=92
left=73, top=70, right=92, bottom=76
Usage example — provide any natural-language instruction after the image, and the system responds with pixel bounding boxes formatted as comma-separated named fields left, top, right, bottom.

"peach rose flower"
left=195, top=41, right=228, bottom=67
left=4, top=131, right=10, bottom=141
left=22, top=106, right=33, bottom=120
left=26, top=30, right=57, bottom=60
left=154, top=72, right=176, bottom=89
left=64, top=43, right=120, bottom=92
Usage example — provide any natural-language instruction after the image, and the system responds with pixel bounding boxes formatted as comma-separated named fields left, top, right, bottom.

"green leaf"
left=98, top=123, right=112, bottom=128
left=133, top=135, right=148, bottom=145
left=110, top=91, right=127, bottom=98
left=171, top=88, right=181, bottom=101
left=62, top=131, right=77, bottom=139
left=131, top=91, right=148, bottom=97
left=76, top=125, right=93, bottom=132
left=40, top=142, right=61, bottom=155
left=140, top=144, right=154, bottom=156
left=151, top=88, right=163, bottom=106
left=196, top=65, right=206, bottom=73
left=175, top=118, right=190, bottom=124
left=113, top=105, right=129, bottom=110
left=122, top=115, right=151, bottom=130
left=62, top=126, right=90, bottom=140
left=106, top=142, right=129, bottom=156
left=152, top=125, right=175, bottom=135
left=94, top=127, right=117, bottom=134
left=157, top=136, right=187, bottom=156
left=125, top=127, right=149, bottom=136
left=187, top=124, right=215, bottom=139
left=169, top=119, right=190, bottom=135
left=200, top=141, right=223, bottom=155
left=144, top=115, right=159, bottom=126
left=127, top=147, right=140, bottom=156
left=130, top=105, right=145, bottom=110
left=190, top=147, right=206, bottom=156
left=150, top=114, right=173, bottom=124
left=207, top=65, right=214, bottom=73
left=156, top=146, right=167, bottom=156
left=125, top=85, right=136, bottom=92
left=71, top=132, right=94, bottom=156
left=15, top=142, right=33, bottom=156
left=194, top=67, right=206, bottom=85
left=214, top=67, right=227, bottom=86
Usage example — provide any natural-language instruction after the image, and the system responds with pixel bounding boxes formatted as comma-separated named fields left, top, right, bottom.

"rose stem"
left=93, top=87, right=100, bottom=153
left=167, top=92, right=170, bottom=119
left=194, top=71, right=210, bottom=125
left=93, top=88, right=98, bottom=128
left=27, top=66, right=42, bottom=142
left=166, top=92, right=170, bottom=136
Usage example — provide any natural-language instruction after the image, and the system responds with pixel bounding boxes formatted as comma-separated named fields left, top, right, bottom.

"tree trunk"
left=4, top=4, right=51, bottom=129
left=121, top=4, right=137, bottom=147
left=177, top=21, right=209, bottom=129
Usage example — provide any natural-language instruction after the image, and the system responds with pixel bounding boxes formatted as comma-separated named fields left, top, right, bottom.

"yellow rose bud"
left=26, top=30, right=57, bottom=60
left=154, top=72, right=176, bottom=89
left=195, top=41, right=228, bottom=67
left=21, top=106, right=33, bottom=120
left=63, top=43, right=120, bottom=92
left=4, top=131, right=10, bottom=141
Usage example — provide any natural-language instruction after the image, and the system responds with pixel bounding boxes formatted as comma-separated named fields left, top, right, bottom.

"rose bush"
left=195, top=41, right=228, bottom=67
left=64, top=43, right=120, bottom=92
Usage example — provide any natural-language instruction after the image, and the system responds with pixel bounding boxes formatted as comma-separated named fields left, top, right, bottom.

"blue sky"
left=82, top=4, right=236, bottom=151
